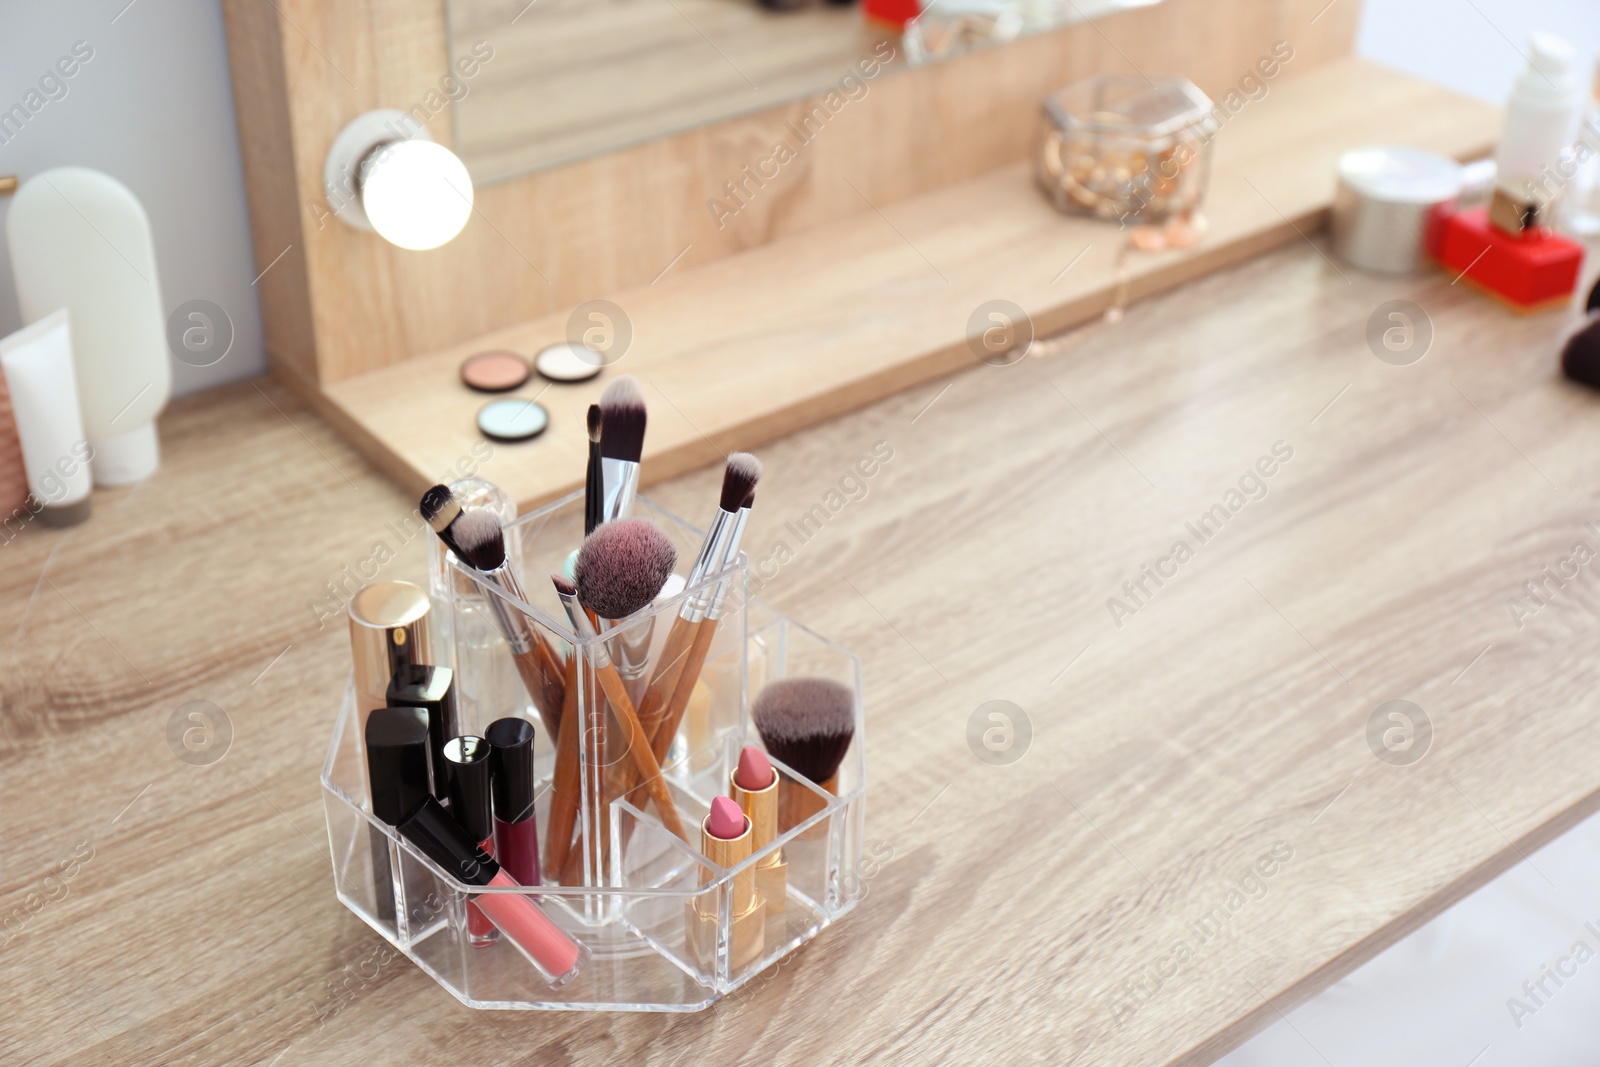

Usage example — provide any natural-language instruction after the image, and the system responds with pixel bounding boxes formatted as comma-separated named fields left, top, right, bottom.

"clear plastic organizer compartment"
left=321, top=493, right=866, bottom=1011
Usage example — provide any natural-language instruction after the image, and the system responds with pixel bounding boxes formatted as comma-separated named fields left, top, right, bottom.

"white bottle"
left=6, top=167, right=170, bottom=486
left=0, top=310, right=93, bottom=526
left=1562, top=60, right=1600, bottom=235
left=1492, top=33, right=1584, bottom=231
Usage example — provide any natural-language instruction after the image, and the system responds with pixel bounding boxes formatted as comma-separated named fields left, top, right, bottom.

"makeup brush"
left=551, top=572, right=686, bottom=842
left=599, top=375, right=646, bottom=523
left=752, top=676, right=855, bottom=834
left=544, top=646, right=582, bottom=879
left=575, top=518, right=680, bottom=700
left=646, top=458, right=760, bottom=767
left=452, top=508, right=566, bottom=738
left=584, top=403, right=604, bottom=536
left=634, top=454, right=762, bottom=750
left=419, top=484, right=464, bottom=556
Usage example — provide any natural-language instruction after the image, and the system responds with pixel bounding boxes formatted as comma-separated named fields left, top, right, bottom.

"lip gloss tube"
left=397, top=797, right=588, bottom=987
left=485, top=717, right=541, bottom=887
left=442, top=736, right=498, bottom=946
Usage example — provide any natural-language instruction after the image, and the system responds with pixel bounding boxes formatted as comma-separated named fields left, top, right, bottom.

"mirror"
left=446, top=0, right=1165, bottom=184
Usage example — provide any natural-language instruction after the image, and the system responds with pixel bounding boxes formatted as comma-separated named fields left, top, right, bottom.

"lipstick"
left=442, top=735, right=498, bottom=946
left=485, top=717, right=541, bottom=887
left=686, top=795, right=765, bottom=971
left=348, top=581, right=431, bottom=718
left=386, top=663, right=457, bottom=798
left=363, top=707, right=431, bottom=924
left=397, top=796, right=588, bottom=987
left=730, top=745, right=785, bottom=915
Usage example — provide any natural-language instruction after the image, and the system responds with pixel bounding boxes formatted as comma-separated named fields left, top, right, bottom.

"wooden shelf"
left=318, top=58, right=1497, bottom=510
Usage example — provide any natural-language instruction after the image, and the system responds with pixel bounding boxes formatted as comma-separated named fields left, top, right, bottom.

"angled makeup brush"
left=419, top=484, right=464, bottom=556
left=551, top=572, right=685, bottom=842
left=584, top=403, right=604, bottom=536
left=753, top=676, right=856, bottom=834
left=453, top=508, right=566, bottom=738
left=599, top=375, right=646, bottom=523
left=635, top=454, right=762, bottom=748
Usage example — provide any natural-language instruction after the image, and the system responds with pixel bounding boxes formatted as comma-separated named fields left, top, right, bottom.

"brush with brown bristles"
left=599, top=376, right=646, bottom=524
left=552, top=563, right=686, bottom=845
left=645, top=456, right=759, bottom=766
left=753, top=676, right=856, bottom=836
left=584, top=404, right=604, bottom=536
left=451, top=508, right=566, bottom=740
left=631, top=454, right=761, bottom=748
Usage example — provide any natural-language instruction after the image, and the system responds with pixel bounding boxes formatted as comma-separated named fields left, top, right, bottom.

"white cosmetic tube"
left=7, top=167, right=169, bottom=486
left=0, top=310, right=93, bottom=526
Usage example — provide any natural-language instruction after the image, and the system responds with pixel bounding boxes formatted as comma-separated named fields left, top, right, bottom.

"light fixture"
left=323, top=109, right=474, bottom=251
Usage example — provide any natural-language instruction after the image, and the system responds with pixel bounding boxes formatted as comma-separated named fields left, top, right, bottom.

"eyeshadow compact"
left=534, top=342, right=604, bottom=384
left=476, top=398, right=550, bottom=442
left=461, top=350, right=532, bottom=393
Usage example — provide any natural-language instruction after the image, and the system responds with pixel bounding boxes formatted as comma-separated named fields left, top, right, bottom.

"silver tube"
left=600, top=457, right=639, bottom=523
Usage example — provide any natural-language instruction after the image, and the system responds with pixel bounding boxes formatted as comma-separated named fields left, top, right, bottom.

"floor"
left=1222, top=2, right=1600, bottom=1063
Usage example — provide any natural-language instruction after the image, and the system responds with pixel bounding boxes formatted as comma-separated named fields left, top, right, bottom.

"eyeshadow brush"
left=648, top=471, right=757, bottom=765
left=584, top=403, right=604, bottom=536
left=451, top=508, right=566, bottom=739
left=419, top=483, right=465, bottom=557
left=634, top=454, right=761, bottom=749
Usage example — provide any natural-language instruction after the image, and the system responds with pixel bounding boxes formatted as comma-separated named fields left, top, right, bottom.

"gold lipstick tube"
left=686, top=812, right=765, bottom=970
left=730, top=768, right=786, bottom=915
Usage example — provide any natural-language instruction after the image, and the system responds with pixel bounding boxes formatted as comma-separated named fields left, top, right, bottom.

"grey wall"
left=0, top=0, right=263, bottom=398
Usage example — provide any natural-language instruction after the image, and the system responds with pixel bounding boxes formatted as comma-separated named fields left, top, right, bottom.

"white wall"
left=1359, top=0, right=1600, bottom=104
left=0, top=0, right=262, bottom=397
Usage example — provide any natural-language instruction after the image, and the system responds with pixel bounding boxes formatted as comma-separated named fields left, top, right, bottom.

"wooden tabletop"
left=6, top=239, right=1600, bottom=1065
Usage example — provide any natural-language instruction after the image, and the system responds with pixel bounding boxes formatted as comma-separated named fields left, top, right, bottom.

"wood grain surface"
left=321, top=58, right=1498, bottom=511
left=221, top=0, right=1362, bottom=386
left=5, top=235, right=1600, bottom=1064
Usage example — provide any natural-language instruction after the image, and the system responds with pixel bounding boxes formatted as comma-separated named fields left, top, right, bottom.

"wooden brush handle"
left=512, top=647, right=563, bottom=743
left=543, top=654, right=583, bottom=878
left=636, top=613, right=695, bottom=742
left=780, top=775, right=838, bottom=838
left=650, top=617, right=717, bottom=766
left=591, top=662, right=687, bottom=841
left=608, top=613, right=697, bottom=805
left=616, top=618, right=714, bottom=818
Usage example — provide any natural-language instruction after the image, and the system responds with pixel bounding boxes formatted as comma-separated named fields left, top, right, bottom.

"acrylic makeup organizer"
left=321, top=492, right=866, bottom=1011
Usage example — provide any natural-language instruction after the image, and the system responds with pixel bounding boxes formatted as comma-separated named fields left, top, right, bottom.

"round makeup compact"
left=460, top=350, right=532, bottom=393
left=534, top=342, right=603, bottom=384
left=476, top=398, right=549, bottom=442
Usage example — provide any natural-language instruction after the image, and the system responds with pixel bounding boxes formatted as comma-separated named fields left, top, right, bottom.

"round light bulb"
left=360, top=140, right=474, bottom=251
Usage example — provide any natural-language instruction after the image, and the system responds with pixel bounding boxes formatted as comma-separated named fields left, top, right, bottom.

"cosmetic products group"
left=322, top=377, right=866, bottom=1011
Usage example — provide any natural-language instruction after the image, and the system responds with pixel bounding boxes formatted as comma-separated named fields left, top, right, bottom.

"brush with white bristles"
left=599, top=376, right=646, bottom=524
left=452, top=508, right=565, bottom=739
